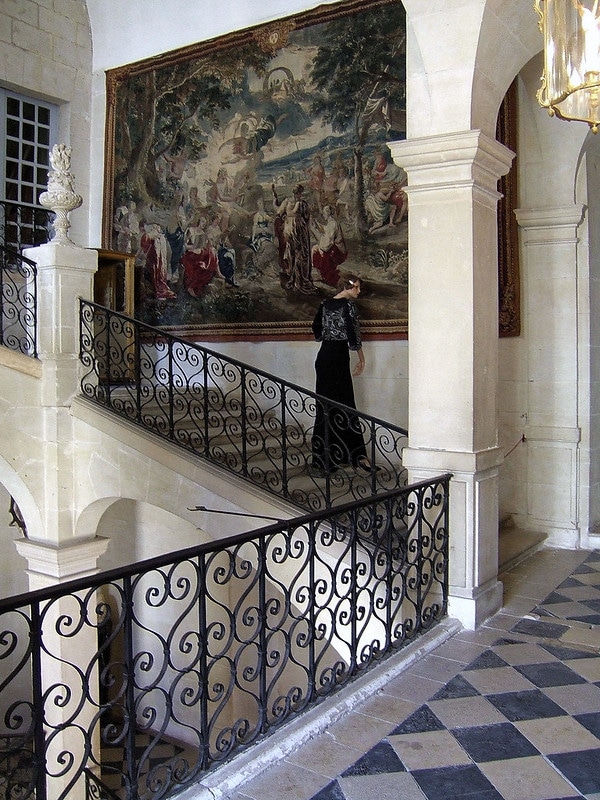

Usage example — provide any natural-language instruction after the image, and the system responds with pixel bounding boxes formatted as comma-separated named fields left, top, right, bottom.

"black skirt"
left=311, top=340, right=367, bottom=470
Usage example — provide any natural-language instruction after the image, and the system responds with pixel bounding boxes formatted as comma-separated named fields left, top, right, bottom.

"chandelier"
left=535, top=0, right=600, bottom=132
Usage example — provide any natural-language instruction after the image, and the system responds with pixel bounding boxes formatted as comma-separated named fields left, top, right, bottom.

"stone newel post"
left=39, top=144, right=83, bottom=245
left=20, top=145, right=105, bottom=800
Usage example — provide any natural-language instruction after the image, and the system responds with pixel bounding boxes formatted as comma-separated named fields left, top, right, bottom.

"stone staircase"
left=104, top=381, right=407, bottom=513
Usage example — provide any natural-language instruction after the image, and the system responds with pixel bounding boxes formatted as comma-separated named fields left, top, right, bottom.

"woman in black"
left=310, top=274, right=372, bottom=474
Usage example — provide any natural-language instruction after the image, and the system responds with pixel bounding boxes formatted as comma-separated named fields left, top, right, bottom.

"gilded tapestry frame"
left=497, top=80, right=521, bottom=338
left=102, top=1, right=519, bottom=340
left=103, top=0, right=409, bottom=339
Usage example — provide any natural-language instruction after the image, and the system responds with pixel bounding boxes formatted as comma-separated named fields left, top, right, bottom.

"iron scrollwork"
left=0, top=476, right=449, bottom=799
left=79, top=300, right=409, bottom=514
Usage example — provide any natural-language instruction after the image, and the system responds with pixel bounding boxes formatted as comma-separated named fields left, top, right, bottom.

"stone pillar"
left=15, top=537, right=109, bottom=590
left=14, top=538, right=110, bottom=800
left=13, top=147, right=103, bottom=797
left=22, top=241, right=98, bottom=546
left=389, top=131, right=514, bottom=629
left=23, top=141, right=97, bottom=547
left=515, top=205, right=585, bottom=547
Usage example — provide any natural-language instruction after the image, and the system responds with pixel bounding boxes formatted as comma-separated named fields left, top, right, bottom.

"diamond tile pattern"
left=101, top=731, right=193, bottom=797
left=300, top=551, right=600, bottom=800
left=97, top=551, right=600, bottom=800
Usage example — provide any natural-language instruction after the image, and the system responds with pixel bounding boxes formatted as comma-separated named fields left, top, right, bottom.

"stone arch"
left=575, top=131, right=600, bottom=536
left=472, top=0, right=544, bottom=135
left=75, top=497, right=212, bottom=572
left=0, top=454, right=43, bottom=542
left=402, top=0, right=543, bottom=138
left=0, top=458, right=43, bottom=597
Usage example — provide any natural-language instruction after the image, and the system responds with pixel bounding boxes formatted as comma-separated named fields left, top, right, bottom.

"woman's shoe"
left=355, top=458, right=382, bottom=474
left=308, top=464, right=338, bottom=478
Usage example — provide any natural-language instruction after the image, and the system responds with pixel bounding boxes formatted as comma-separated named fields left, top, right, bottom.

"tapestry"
left=103, top=0, right=408, bottom=338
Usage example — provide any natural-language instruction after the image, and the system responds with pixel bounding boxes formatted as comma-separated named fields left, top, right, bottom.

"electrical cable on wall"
left=504, top=433, right=526, bottom=459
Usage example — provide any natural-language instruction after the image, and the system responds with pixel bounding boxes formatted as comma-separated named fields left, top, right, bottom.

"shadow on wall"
left=96, top=498, right=209, bottom=572
left=0, top=484, right=29, bottom=599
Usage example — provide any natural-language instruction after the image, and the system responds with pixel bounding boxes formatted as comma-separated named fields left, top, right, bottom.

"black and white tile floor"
left=101, top=731, right=190, bottom=797
left=230, top=548, right=600, bottom=800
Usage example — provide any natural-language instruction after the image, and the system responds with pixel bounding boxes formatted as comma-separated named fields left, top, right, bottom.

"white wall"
left=196, top=339, right=409, bottom=430
left=1, top=0, right=596, bottom=592
left=1, top=0, right=93, bottom=247
left=83, top=0, right=411, bottom=433
left=96, top=499, right=211, bottom=571
left=576, top=135, right=600, bottom=538
left=0, top=485, right=29, bottom=598
left=496, top=56, right=597, bottom=546
left=85, top=0, right=342, bottom=72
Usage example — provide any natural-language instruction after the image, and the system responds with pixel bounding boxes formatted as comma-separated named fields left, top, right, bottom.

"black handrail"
left=0, top=199, right=53, bottom=359
left=0, top=199, right=53, bottom=252
left=0, top=245, right=38, bottom=358
left=0, top=476, right=450, bottom=800
left=79, top=299, right=409, bottom=512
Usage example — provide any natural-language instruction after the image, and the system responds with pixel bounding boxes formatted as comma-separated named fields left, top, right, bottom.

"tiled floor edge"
left=176, top=617, right=462, bottom=800
left=498, top=532, right=547, bottom=574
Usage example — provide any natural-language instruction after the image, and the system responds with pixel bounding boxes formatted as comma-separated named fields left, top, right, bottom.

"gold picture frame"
left=103, top=0, right=409, bottom=340
left=102, top=1, right=519, bottom=340
left=92, top=249, right=138, bottom=383
left=497, top=80, right=521, bottom=338
left=93, top=249, right=136, bottom=317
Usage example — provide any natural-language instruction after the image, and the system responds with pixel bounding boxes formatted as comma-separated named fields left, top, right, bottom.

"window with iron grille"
left=0, top=89, right=58, bottom=249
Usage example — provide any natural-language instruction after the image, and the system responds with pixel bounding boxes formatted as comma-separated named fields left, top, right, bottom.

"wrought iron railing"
left=0, top=246, right=38, bottom=358
left=0, top=476, right=450, bottom=800
left=79, top=300, right=409, bottom=512
left=0, top=200, right=53, bottom=252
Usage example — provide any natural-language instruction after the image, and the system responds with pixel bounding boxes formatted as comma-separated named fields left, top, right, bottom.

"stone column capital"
left=15, top=536, right=110, bottom=590
left=514, top=204, right=585, bottom=238
left=389, top=129, right=515, bottom=193
left=23, top=241, right=98, bottom=275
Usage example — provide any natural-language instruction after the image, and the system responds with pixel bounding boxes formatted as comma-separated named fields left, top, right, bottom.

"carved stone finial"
left=39, top=144, right=83, bottom=244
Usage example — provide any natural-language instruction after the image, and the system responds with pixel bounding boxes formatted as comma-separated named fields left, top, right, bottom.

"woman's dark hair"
left=337, top=274, right=361, bottom=292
